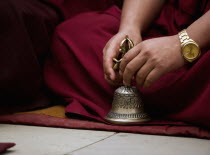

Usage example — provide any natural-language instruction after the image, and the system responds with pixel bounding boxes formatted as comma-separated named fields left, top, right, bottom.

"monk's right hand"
left=103, top=30, right=142, bottom=85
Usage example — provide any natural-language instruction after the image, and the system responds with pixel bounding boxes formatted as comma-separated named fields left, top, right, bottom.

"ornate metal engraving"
left=105, top=86, right=151, bottom=125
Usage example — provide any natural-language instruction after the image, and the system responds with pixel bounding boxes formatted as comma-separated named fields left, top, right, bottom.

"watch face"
left=182, top=43, right=200, bottom=60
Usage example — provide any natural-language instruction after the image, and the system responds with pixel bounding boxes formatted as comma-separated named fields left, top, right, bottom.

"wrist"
left=118, top=24, right=141, bottom=35
left=170, top=34, right=188, bottom=64
left=118, top=29, right=142, bottom=45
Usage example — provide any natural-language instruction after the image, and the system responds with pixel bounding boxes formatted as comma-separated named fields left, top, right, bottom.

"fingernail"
left=123, top=80, right=130, bottom=86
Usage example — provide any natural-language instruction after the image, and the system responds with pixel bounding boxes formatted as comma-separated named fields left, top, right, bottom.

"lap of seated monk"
left=44, top=1, right=210, bottom=128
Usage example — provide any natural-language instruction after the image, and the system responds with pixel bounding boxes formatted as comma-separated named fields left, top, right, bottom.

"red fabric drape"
left=0, top=0, right=59, bottom=108
left=44, top=0, right=210, bottom=129
left=42, top=0, right=115, bottom=19
left=1, top=113, right=210, bottom=139
left=0, top=143, right=15, bottom=153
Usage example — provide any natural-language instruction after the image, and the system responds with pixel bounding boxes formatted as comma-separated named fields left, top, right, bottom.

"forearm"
left=119, top=0, right=165, bottom=33
left=187, top=10, right=210, bottom=50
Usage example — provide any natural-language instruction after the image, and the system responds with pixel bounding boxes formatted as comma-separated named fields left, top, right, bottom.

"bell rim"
left=105, top=117, right=151, bottom=125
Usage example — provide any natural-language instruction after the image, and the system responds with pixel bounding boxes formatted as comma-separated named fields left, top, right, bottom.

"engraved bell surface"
left=105, top=86, right=151, bottom=125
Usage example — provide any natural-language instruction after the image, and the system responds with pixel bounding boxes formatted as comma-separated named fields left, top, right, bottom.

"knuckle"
left=142, top=50, right=151, bottom=57
left=145, top=78, right=153, bottom=85
left=157, top=62, right=165, bottom=69
left=141, top=42, right=149, bottom=50
left=136, top=76, right=143, bottom=85
left=150, top=57, right=158, bottom=63
left=125, top=65, right=133, bottom=73
left=136, top=74, right=144, bottom=81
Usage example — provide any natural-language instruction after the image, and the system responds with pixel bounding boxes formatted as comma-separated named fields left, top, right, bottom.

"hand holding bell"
left=105, top=35, right=151, bottom=125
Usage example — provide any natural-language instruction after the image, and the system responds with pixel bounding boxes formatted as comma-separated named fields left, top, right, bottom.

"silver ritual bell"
left=105, top=36, right=151, bottom=125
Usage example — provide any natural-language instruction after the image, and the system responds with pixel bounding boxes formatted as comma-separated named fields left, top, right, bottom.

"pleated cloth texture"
left=44, top=0, right=210, bottom=128
left=0, top=0, right=59, bottom=109
left=1, top=0, right=210, bottom=141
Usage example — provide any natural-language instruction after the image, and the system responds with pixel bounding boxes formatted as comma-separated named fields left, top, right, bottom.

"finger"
left=119, top=44, right=141, bottom=73
left=103, top=42, right=120, bottom=80
left=123, top=54, right=147, bottom=86
left=105, top=74, right=122, bottom=86
left=104, top=66, right=116, bottom=81
left=103, top=61, right=115, bottom=81
left=143, top=68, right=164, bottom=88
left=136, top=60, right=155, bottom=86
left=104, top=74, right=115, bottom=85
left=103, top=41, right=120, bottom=58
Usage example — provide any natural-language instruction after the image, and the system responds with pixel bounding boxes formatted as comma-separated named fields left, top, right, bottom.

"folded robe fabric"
left=0, top=143, right=15, bottom=153
left=0, top=0, right=59, bottom=107
left=44, top=0, right=210, bottom=129
left=1, top=0, right=210, bottom=141
left=1, top=105, right=210, bottom=139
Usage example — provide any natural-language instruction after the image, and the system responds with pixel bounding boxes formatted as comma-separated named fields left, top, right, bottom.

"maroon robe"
left=0, top=0, right=59, bottom=110
left=44, top=0, right=210, bottom=128
left=0, top=143, right=15, bottom=153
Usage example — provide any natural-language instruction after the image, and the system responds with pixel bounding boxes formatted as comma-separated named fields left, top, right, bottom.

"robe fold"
left=0, top=0, right=59, bottom=108
left=44, top=0, right=210, bottom=128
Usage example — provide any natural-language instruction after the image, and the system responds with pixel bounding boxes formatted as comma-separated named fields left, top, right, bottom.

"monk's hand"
left=103, top=30, right=142, bottom=85
left=120, top=35, right=186, bottom=88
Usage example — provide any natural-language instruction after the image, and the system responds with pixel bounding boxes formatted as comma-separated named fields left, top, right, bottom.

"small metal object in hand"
left=105, top=35, right=151, bottom=125
left=112, top=35, right=134, bottom=72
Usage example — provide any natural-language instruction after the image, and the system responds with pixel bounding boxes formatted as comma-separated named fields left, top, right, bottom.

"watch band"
left=178, top=29, right=197, bottom=46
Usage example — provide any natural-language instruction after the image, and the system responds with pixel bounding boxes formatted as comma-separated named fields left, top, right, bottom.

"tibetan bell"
left=105, top=35, right=151, bottom=125
left=105, top=86, right=150, bottom=125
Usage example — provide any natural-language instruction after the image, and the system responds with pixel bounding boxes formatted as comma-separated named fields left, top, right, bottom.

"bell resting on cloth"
left=105, top=36, right=151, bottom=125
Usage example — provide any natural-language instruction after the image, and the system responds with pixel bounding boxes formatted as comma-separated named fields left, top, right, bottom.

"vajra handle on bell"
left=113, top=35, right=134, bottom=72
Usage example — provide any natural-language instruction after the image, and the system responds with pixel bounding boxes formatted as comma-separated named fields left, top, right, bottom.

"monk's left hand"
left=120, top=35, right=186, bottom=88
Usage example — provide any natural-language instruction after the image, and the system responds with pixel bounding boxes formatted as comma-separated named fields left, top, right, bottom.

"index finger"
left=119, top=44, right=142, bottom=73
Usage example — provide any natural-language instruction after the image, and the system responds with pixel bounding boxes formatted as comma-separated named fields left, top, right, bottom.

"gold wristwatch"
left=178, top=29, right=201, bottom=62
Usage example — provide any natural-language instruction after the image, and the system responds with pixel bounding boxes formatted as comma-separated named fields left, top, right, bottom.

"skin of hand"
left=119, top=35, right=186, bottom=88
left=102, top=0, right=165, bottom=86
left=103, top=30, right=142, bottom=85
